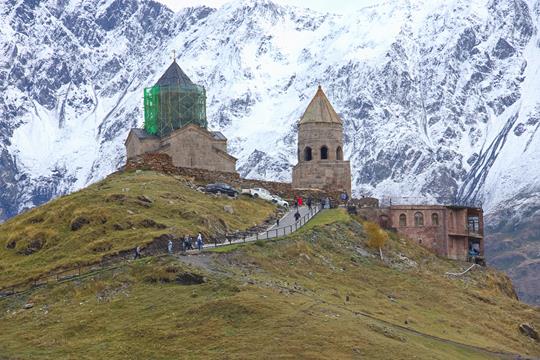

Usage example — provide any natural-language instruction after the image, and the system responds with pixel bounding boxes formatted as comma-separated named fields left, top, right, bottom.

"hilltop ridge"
left=0, top=172, right=538, bottom=359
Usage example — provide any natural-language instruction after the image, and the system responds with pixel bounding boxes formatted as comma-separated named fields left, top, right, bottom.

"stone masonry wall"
left=124, top=153, right=346, bottom=205
left=161, top=126, right=236, bottom=173
left=292, top=160, right=352, bottom=195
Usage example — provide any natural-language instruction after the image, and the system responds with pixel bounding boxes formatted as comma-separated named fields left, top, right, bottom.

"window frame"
left=414, top=212, right=424, bottom=227
left=432, top=213, right=439, bottom=226
left=399, top=214, right=407, bottom=227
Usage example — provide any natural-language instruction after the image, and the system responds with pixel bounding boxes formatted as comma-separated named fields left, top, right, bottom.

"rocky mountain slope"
left=0, top=0, right=539, bottom=302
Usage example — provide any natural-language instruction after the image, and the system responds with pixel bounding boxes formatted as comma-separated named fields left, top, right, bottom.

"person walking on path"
left=294, top=197, right=299, bottom=209
left=276, top=217, right=280, bottom=227
left=325, top=197, right=331, bottom=209
left=183, top=235, right=189, bottom=252
left=307, top=197, right=312, bottom=211
left=298, top=196, right=303, bottom=207
left=134, top=246, right=142, bottom=260
left=196, top=233, right=204, bottom=251
left=294, top=211, right=301, bottom=222
left=167, top=239, right=173, bottom=254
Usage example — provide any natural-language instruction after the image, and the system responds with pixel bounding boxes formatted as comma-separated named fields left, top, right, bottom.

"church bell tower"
left=292, top=86, right=351, bottom=195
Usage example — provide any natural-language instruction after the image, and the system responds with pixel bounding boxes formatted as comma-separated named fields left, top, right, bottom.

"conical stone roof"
left=299, top=86, right=342, bottom=125
left=155, top=60, right=195, bottom=87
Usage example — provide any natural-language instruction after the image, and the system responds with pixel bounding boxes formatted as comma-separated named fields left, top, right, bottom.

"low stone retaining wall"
left=124, top=153, right=346, bottom=204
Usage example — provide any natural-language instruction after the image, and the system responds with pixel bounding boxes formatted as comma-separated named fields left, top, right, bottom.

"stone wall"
left=293, top=120, right=351, bottom=195
left=292, top=160, right=351, bottom=195
left=352, top=204, right=485, bottom=261
left=161, top=125, right=236, bottom=173
left=124, top=153, right=346, bottom=205
left=297, top=122, right=343, bottom=162
left=126, top=136, right=160, bottom=160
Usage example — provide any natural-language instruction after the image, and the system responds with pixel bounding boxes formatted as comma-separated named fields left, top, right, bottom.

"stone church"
left=292, top=86, right=352, bottom=195
left=125, top=61, right=237, bottom=174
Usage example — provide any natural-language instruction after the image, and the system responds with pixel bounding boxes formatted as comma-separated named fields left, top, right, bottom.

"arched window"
left=304, top=147, right=312, bottom=161
left=414, top=212, right=424, bottom=227
left=320, top=146, right=328, bottom=160
left=432, top=213, right=439, bottom=226
left=399, top=214, right=407, bottom=227
left=379, top=215, right=389, bottom=229
left=336, top=146, right=343, bottom=160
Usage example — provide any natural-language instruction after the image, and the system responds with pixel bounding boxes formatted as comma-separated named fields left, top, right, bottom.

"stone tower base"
left=292, top=160, right=351, bottom=195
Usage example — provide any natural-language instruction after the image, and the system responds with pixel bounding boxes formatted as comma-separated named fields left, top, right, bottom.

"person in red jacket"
left=298, top=196, right=303, bottom=207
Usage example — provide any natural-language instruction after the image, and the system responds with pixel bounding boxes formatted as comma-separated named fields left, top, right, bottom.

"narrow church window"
left=414, top=212, right=424, bottom=227
left=304, top=147, right=312, bottom=161
left=432, top=213, right=439, bottom=226
left=321, top=146, right=328, bottom=160
left=336, top=146, right=343, bottom=160
left=399, top=214, right=407, bottom=227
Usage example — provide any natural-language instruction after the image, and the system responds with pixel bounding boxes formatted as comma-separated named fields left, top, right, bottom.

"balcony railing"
left=380, top=196, right=482, bottom=208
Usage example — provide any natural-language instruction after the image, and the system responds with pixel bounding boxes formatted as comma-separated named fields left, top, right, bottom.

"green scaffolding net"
left=143, top=83, right=207, bottom=137
left=144, top=87, right=160, bottom=135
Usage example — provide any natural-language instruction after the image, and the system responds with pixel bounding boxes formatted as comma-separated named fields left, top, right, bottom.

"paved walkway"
left=200, top=205, right=321, bottom=250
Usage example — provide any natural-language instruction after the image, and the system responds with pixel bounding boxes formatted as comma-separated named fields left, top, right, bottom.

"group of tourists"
left=168, top=234, right=204, bottom=253
left=174, top=233, right=204, bottom=253
left=293, top=196, right=315, bottom=210
left=134, top=233, right=205, bottom=259
left=294, top=195, right=333, bottom=211
left=290, top=195, right=335, bottom=223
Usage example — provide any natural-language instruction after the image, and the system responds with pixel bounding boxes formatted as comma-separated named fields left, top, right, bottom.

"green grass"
left=298, top=208, right=351, bottom=232
left=0, top=254, right=518, bottom=360
left=206, top=243, right=246, bottom=253
left=0, top=182, right=538, bottom=359
left=0, top=171, right=276, bottom=287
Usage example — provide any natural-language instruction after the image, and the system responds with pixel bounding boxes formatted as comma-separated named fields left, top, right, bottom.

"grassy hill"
left=0, top=172, right=538, bottom=359
left=0, top=170, right=276, bottom=287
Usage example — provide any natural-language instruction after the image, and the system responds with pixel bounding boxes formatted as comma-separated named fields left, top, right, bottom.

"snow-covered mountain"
left=0, top=0, right=539, bottom=301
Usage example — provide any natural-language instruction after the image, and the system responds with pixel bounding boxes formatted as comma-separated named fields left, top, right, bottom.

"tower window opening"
left=321, top=146, right=328, bottom=160
left=304, top=147, right=312, bottom=161
left=336, top=146, right=343, bottom=160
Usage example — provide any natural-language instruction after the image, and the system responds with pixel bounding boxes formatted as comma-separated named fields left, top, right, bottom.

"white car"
left=241, top=187, right=274, bottom=201
left=271, top=195, right=289, bottom=208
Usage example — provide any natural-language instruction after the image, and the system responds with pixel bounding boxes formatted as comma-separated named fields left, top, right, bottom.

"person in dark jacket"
left=134, top=246, right=142, bottom=259
left=294, top=211, right=301, bottom=222
left=183, top=235, right=190, bottom=252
